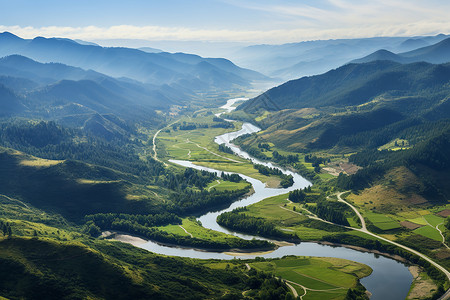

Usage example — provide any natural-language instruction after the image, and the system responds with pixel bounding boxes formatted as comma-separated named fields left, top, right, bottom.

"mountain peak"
left=0, top=31, right=22, bottom=40
left=350, top=49, right=401, bottom=64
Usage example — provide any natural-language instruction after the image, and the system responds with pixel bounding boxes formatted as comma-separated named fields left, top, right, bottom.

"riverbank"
left=104, top=231, right=278, bottom=253
left=104, top=229, right=410, bottom=266
left=316, top=241, right=409, bottom=264
left=141, top=98, right=414, bottom=299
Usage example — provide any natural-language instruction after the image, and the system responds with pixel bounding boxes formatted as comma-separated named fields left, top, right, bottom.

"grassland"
left=249, top=256, right=372, bottom=300
left=155, top=110, right=282, bottom=187
left=364, top=211, right=401, bottom=231
left=201, top=256, right=371, bottom=300
left=156, top=218, right=259, bottom=247
left=235, top=193, right=350, bottom=241
left=378, top=138, right=410, bottom=151
left=206, top=179, right=250, bottom=191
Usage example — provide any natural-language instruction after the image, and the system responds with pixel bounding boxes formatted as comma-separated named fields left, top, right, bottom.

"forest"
left=253, top=164, right=293, bottom=188
left=84, top=212, right=274, bottom=250
left=217, top=207, right=300, bottom=242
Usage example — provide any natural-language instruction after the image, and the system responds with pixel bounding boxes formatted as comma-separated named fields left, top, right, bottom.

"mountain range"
left=0, top=32, right=268, bottom=90
left=351, top=37, right=450, bottom=64
left=0, top=32, right=273, bottom=140
left=239, top=60, right=450, bottom=112
left=0, top=54, right=179, bottom=135
left=229, top=34, right=449, bottom=81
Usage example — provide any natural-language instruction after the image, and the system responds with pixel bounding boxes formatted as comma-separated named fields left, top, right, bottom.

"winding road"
left=335, top=192, right=450, bottom=300
left=152, top=120, right=180, bottom=165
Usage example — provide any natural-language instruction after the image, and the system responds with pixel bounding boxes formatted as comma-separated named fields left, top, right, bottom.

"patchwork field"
left=364, top=211, right=401, bottom=230
left=249, top=257, right=372, bottom=300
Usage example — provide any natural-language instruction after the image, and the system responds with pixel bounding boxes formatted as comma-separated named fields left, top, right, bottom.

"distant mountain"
left=240, top=60, right=450, bottom=111
left=0, top=84, right=26, bottom=116
left=0, top=32, right=268, bottom=91
left=0, top=54, right=188, bottom=113
left=350, top=49, right=407, bottom=64
left=398, top=38, right=430, bottom=52
left=234, top=60, right=450, bottom=153
left=352, top=38, right=450, bottom=64
left=139, top=47, right=163, bottom=53
left=0, top=54, right=190, bottom=134
left=229, top=34, right=449, bottom=81
left=74, top=39, right=100, bottom=46
left=83, top=113, right=130, bottom=141
left=0, top=75, right=38, bottom=92
left=0, top=54, right=107, bottom=86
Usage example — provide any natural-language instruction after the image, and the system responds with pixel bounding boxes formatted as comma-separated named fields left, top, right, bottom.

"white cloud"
left=1, top=21, right=449, bottom=45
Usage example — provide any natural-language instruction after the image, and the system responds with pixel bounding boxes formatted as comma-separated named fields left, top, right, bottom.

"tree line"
left=217, top=208, right=300, bottom=242
left=84, top=212, right=274, bottom=251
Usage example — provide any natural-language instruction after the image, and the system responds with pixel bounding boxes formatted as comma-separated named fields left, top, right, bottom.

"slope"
left=0, top=32, right=267, bottom=92
left=239, top=61, right=450, bottom=112
left=352, top=37, right=450, bottom=65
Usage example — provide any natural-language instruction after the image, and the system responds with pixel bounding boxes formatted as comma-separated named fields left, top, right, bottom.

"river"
left=137, top=98, right=413, bottom=299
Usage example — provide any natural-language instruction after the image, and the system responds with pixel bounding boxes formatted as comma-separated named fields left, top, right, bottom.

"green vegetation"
left=217, top=207, right=300, bottom=242
left=158, top=112, right=283, bottom=187
left=0, top=197, right=288, bottom=299
left=364, top=212, right=401, bottom=231
left=217, top=193, right=351, bottom=242
left=86, top=213, right=274, bottom=251
left=0, top=236, right=286, bottom=300
left=248, top=256, right=372, bottom=300
left=253, top=163, right=294, bottom=188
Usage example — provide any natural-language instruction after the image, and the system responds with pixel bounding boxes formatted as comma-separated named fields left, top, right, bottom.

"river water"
left=138, top=98, right=412, bottom=299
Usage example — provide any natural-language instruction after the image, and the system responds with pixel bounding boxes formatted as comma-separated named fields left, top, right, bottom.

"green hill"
left=239, top=61, right=450, bottom=112
left=0, top=236, right=272, bottom=300
left=0, top=148, right=160, bottom=221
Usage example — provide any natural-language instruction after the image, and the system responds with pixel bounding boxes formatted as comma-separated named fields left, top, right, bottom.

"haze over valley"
left=1, top=1, right=450, bottom=299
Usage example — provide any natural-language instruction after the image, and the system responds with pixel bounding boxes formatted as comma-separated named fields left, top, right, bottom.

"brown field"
left=433, top=249, right=450, bottom=260
left=400, top=221, right=423, bottom=230
left=339, top=162, right=361, bottom=175
left=437, top=209, right=450, bottom=217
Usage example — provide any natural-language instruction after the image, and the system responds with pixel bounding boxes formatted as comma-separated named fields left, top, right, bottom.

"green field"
left=413, top=226, right=443, bottom=242
left=250, top=257, right=372, bottom=300
left=365, top=212, right=401, bottom=230
left=156, top=113, right=282, bottom=187
left=157, top=218, right=251, bottom=245
left=206, top=179, right=250, bottom=191
left=235, top=193, right=349, bottom=241
left=423, top=214, right=445, bottom=227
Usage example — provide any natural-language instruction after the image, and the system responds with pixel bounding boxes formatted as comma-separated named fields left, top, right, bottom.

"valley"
left=1, top=28, right=450, bottom=300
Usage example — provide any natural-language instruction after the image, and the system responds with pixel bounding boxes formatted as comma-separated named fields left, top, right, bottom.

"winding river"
left=137, top=98, right=413, bottom=300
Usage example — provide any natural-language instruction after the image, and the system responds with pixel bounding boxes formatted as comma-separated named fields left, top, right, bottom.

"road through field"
left=336, top=192, right=450, bottom=300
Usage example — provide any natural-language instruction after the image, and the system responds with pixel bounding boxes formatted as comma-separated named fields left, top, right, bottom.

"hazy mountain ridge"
left=230, top=34, right=449, bottom=81
left=233, top=59, right=450, bottom=161
left=239, top=60, right=450, bottom=112
left=352, top=37, right=450, bottom=64
left=0, top=32, right=268, bottom=91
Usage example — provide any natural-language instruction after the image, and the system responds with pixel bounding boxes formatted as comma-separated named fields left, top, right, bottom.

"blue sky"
left=1, top=0, right=450, bottom=45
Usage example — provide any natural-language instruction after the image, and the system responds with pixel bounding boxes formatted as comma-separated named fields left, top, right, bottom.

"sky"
left=1, top=0, right=450, bottom=46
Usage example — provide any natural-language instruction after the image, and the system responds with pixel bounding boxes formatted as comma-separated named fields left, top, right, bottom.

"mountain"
left=239, top=61, right=450, bottom=112
left=349, top=49, right=407, bottom=64
left=0, top=32, right=268, bottom=91
left=139, top=46, right=163, bottom=53
left=229, top=34, right=449, bottom=81
left=0, top=54, right=107, bottom=86
left=352, top=37, right=450, bottom=64
left=0, top=84, right=26, bottom=116
left=0, top=55, right=190, bottom=130
left=233, top=61, right=450, bottom=154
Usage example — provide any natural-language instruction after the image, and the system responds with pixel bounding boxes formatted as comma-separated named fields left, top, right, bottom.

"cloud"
left=1, top=22, right=449, bottom=45
left=221, top=0, right=450, bottom=29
